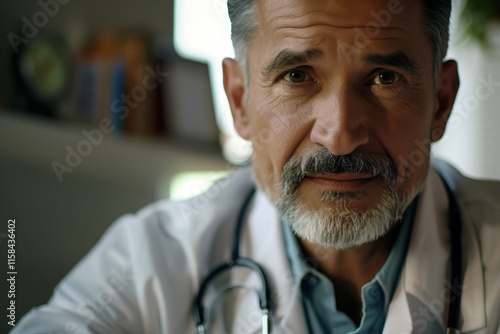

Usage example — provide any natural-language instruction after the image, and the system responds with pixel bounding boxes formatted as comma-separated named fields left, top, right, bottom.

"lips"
left=307, top=173, right=376, bottom=191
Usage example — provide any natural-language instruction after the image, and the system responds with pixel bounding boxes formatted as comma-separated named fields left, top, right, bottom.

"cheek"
left=378, top=92, right=435, bottom=188
left=248, top=91, right=312, bottom=198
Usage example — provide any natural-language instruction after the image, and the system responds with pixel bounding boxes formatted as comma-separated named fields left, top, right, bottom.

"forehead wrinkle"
left=271, top=24, right=407, bottom=42
left=263, top=6, right=410, bottom=32
left=267, top=21, right=409, bottom=53
left=273, top=24, right=407, bottom=31
left=263, top=9, right=338, bottom=25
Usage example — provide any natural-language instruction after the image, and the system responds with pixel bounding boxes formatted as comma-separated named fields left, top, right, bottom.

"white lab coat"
left=13, top=161, right=500, bottom=333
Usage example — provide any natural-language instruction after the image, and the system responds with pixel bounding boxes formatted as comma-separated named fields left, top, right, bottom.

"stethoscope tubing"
left=440, top=175, right=464, bottom=332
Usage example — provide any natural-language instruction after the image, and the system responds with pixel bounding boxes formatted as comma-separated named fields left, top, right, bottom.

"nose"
left=309, top=86, right=370, bottom=156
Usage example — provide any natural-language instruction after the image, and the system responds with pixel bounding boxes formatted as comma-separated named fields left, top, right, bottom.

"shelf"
left=0, top=110, right=229, bottom=196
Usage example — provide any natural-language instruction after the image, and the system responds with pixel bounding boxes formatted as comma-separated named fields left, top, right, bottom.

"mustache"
left=281, top=148, right=399, bottom=196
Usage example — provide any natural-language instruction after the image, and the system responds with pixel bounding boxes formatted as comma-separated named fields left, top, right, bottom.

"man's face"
left=224, top=0, right=458, bottom=247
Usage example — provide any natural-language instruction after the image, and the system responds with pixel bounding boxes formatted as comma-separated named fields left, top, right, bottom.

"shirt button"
left=306, top=274, right=318, bottom=285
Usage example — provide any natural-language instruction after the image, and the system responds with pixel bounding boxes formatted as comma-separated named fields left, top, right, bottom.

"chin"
left=278, top=182, right=425, bottom=249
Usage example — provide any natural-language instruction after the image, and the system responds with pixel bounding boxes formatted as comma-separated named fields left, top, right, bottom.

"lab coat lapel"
left=384, top=167, right=486, bottom=332
left=458, top=206, right=486, bottom=332
left=230, top=191, right=308, bottom=334
left=383, top=268, right=412, bottom=333
left=278, top=284, right=309, bottom=334
left=403, top=167, right=451, bottom=328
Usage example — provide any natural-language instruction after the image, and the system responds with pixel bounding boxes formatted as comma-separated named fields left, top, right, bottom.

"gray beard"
left=275, top=148, right=421, bottom=249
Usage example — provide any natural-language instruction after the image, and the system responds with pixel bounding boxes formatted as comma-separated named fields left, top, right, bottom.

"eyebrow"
left=363, top=51, right=422, bottom=77
left=261, top=48, right=323, bottom=80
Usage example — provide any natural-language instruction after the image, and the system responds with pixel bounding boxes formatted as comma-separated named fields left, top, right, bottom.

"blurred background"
left=0, top=0, right=499, bottom=332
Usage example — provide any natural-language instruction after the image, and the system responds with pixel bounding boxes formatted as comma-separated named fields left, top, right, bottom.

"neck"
left=298, top=222, right=402, bottom=324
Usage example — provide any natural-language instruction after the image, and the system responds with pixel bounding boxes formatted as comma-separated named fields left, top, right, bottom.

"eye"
left=283, top=69, right=310, bottom=83
left=373, top=71, right=402, bottom=85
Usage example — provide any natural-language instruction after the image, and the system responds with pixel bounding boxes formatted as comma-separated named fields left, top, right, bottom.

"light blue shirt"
left=281, top=199, right=417, bottom=334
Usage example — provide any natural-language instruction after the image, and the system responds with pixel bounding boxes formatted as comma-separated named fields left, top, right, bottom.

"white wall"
left=432, top=2, right=500, bottom=180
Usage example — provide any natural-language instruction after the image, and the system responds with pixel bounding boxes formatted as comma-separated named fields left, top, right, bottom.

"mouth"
left=306, top=173, right=377, bottom=191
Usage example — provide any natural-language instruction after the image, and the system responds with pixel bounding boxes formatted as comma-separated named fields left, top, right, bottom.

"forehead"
left=251, top=0, right=427, bottom=66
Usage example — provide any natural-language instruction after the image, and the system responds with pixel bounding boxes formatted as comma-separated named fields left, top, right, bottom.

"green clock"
left=15, top=34, right=72, bottom=117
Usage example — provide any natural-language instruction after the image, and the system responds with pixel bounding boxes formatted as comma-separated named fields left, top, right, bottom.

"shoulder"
left=432, top=160, right=500, bottom=328
left=122, top=165, right=255, bottom=242
left=431, top=160, right=500, bottom=249
left=103, top=165, right=256, bottom=276
left=13, top=166, right=256, bottom=333
left=46, top=164, right=255, bottom=296
left=431, top=159, right=500, bottom=265
left=431, top=159, right=500, bottom=216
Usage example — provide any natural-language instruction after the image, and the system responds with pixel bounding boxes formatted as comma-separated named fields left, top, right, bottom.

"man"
left=13, top=0, right=500, bottom=333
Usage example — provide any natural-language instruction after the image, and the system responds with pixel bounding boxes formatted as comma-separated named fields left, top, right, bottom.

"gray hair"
left=227, top=0, right=258, bottom=77
left=422, top=0, right=452, bottom=80
left=227, top=0, right=451, bottom=80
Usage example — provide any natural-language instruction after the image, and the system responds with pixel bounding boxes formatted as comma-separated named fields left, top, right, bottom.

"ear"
left=431, top=60, right=460, bottom=142
left=223, top=58, right=251, bottom=140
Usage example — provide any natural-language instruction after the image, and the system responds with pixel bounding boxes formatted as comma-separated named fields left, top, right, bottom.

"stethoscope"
left=192, top=175, right=463, bottom=334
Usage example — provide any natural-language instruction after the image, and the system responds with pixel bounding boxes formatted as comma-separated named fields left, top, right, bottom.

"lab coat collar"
left=385, top=167, right=486, bottom=332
